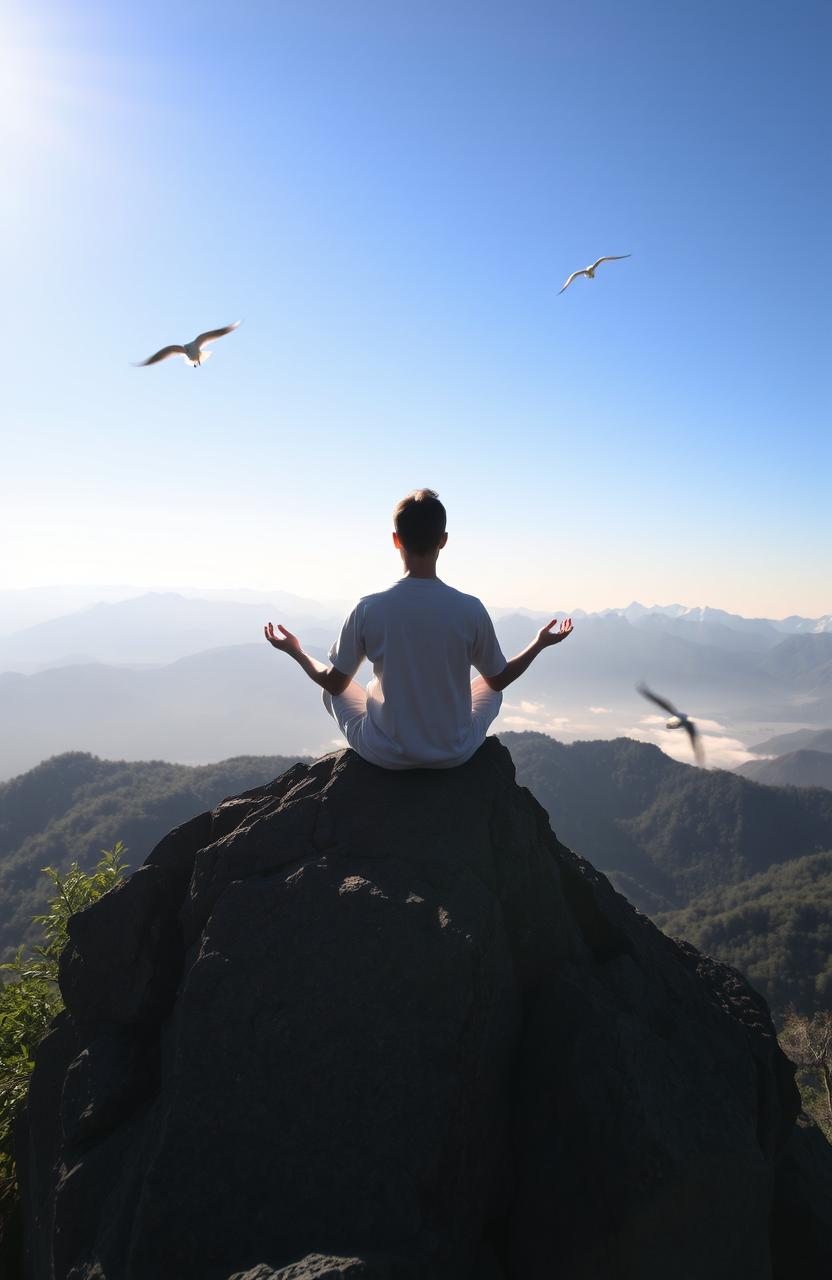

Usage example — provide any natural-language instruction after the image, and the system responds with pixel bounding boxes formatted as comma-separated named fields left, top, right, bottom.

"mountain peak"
left=22, top=740, right=828, bottom=1277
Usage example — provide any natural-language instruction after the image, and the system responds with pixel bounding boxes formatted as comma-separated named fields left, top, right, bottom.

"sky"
left=1, top=0, right=830, bottom=618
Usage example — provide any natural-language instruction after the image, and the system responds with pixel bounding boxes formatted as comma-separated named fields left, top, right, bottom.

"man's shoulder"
left=341, top=588, right=399, bottom=624
left=349, top=587, right=392, bottom=612
left=439, top=584, right=489, bottom=613
left=352, top=580, right=488, bottom=617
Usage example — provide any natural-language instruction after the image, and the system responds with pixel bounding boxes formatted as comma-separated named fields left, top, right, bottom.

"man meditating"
left=264, top=489, right=573, bottom=770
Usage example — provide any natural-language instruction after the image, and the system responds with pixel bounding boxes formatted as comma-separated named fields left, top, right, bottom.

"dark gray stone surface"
left=19, top=739, right=817, bottom=1278
left=227, top=1257, right=416, bottom=1280
left=770, top=1112, right=832, bottom=1277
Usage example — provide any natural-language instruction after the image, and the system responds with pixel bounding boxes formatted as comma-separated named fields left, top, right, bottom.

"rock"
left=226, top=1258, right=411, bottom=1280
left=59, top=1025, right=158, bottom=1146
left=16, top=1011, right=81, bottom=1280
left=20, top=739, right=805, bottom=1279
left=58, top=864, right=183, bottom=1027
left=770, top=1112, right=832, bottom=1277
left=0, top=1194, right=23, bottom=1280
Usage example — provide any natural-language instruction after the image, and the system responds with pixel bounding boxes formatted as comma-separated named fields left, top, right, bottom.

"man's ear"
left=438, top=531, right=448, bottom=549
left=392, top=531, right=402, bottom=549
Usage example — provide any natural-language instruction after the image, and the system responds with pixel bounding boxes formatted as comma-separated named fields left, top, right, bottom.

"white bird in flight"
left=636, top=683, right=705, bottom=766
left=135, top=321, right=241, bottom=368
left=558, top=254, right=631, bottom=295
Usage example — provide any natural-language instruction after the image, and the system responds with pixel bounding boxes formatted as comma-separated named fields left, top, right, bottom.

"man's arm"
left=483, top=618, right=573, bottom=693
left=264, top=622, right=353, bottom=696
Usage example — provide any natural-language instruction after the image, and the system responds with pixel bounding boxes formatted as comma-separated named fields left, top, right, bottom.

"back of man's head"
left=393, top=489, right=447, bottom=555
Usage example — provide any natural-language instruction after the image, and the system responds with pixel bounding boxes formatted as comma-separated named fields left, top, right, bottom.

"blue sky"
left=1, top=0, right=829, bottom=616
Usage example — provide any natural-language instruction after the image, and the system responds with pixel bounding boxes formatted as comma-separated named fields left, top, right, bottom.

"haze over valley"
left=1, top=586, right=830, bottom=781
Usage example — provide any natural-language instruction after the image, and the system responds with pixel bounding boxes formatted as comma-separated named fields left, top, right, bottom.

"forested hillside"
left=505, top=732, right=832, bottom=912
left=655, top=852, right=832, bottom=1017
left=0, top=751, right=302, bottom=960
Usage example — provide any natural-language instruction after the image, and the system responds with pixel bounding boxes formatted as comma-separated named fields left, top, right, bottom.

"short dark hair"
left=393, top=489, right=447, bottom=555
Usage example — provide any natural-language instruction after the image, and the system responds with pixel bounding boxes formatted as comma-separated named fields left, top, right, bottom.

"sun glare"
left=0, top=7, right=104, bottom=164
left=0, top=5, right=134, bottom=226
left=0, top=13, right=52, bottom=151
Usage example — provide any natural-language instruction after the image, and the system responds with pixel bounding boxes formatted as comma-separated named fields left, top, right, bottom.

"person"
left=264, top=489, right=573, bottom=770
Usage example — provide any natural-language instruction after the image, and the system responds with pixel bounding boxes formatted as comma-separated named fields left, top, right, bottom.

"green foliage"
left=794, top=1074, right=832, bottom=1144
left=0, top=843, right=128, bottom=1208
left=655, top=852, right=832, bottom=1019
left=778, top=1007, right=832, bottom=1144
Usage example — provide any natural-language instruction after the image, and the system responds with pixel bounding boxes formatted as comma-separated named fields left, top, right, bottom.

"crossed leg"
left=322, top=679, right=369, bottom=753
left=470, top=674, right=503, bottom=740
left=323, top=675, right=502, bottom=757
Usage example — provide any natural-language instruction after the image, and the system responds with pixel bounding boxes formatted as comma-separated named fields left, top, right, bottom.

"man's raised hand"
left=536, top=617, right=573, bottom=648
left=484, top=616, right=574, bottom=691
left=264, top=622, right=302, bottom=655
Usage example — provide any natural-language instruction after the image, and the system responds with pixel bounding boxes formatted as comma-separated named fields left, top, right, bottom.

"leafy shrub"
left=778, top=1007, right=832, bottom=1143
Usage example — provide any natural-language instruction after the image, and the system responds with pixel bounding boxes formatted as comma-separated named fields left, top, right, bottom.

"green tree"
left=778, top=1007, right=832, bottom=1143
left=0, top=842, right=128, bottom=1209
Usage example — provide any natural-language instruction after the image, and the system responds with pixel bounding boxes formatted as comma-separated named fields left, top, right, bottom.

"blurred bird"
left=135, top=321, right=240, bottom=368
left=558, top=254, right=631, bottom=295
left=636, top=683, right=705, bottom=766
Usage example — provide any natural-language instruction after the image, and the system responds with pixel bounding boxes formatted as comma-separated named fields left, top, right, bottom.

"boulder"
left=770, top=1113, right=832, bottom=1277
left=19, top=740, right=807, bottom=1278
left=226, top=1260, right=387, bottom=1280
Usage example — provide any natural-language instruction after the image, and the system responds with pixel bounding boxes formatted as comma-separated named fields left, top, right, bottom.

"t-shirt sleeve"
left=471, top=604, right=506, bottom=679
left=328, top=603, right=366, bottom=679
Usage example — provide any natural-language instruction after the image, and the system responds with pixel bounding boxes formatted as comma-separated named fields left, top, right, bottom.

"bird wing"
left=636, top=683, right=681, bottom=718
left=194, top=321, right=240, bottom=347
left=685, top=720, right=706, bottom=766
left=590, top=254, right=631, bottom=271
left=558, top=269, right=587, bottom=295
left=135, top=345, right=187, bottom=366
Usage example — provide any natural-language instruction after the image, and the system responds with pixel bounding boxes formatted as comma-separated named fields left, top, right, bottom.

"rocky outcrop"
left=17, top=739, right=821, bottom=1278
left=770, top=1113, right=832, bottom=1277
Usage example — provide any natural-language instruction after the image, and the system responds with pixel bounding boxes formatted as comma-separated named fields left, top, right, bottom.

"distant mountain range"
left=0, top=584, right=349, bottom=640
left=0, top=590, right=830, bottom=780
left=0, top=591, right=342, bottom=669
left=589, top=601, right=832, bottom=649
left=2, top=590, right=830, bottom=672
left=736, top=727, right=832, bottom=789
left=750, top=727, right=832, bottom=755
left=0, top=643, right=334, bottom=781
left=3, top=734, right=831, bottom=1018
left=737, top=751, right=832, bottom=789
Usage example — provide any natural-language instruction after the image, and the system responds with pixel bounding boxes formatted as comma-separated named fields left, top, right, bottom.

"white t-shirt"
left=329, top=577, right=506, bottom=769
